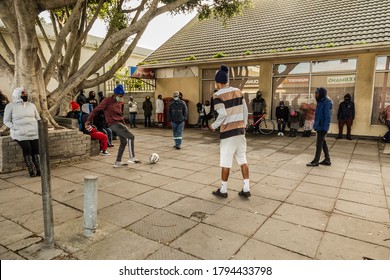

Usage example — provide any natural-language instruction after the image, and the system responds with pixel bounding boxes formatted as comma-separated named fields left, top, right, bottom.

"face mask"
left=174, top=97, right=179, bottom=101
left=116, top=96, right=124, bottom=102
left=21, top=95, right=28, bottom=102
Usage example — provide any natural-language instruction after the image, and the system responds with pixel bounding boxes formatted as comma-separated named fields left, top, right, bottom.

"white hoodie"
left=3, top=87, right=41, bottom=141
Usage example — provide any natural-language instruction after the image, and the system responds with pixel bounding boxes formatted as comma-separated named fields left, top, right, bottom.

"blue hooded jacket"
left=313, top=87, right=333, bottom=132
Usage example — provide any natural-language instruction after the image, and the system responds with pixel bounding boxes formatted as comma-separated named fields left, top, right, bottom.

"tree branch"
left=0, top=54, right=14, bottom=83
left=0, top=32, right=15, bottom=63
left=36, top=17, right=54, bottom=55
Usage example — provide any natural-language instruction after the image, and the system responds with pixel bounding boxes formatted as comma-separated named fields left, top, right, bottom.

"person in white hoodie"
left=155, top=94, right=164, bottom=126
left=4, top=87, right=41, bottom=177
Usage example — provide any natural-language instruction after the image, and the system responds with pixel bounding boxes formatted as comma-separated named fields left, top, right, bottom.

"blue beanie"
left=113, top=84, right=125, bottom=95
left=215, top=65, right=229, bottom=84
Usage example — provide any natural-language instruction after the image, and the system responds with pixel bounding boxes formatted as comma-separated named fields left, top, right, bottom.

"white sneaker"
left=101, top=150, right=110, bottom=156
left=280, top=132, right=284, bottom=136
left=128, top=158, right=141, bottom=164
left=113, top=161, right=128, bottom=168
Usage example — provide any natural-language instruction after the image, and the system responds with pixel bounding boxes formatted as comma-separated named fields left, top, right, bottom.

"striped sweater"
left=211, top=86, right=248, bottom=139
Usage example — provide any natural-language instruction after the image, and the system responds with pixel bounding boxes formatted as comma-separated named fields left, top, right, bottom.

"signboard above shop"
left=129, top=66, right=155, bottom=79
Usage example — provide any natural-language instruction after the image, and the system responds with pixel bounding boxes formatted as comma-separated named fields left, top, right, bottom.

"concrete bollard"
left=83, top=175, right=98, bottom=237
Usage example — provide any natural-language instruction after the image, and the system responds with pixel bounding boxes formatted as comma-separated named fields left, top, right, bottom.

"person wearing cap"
left=85, top=84, right=140, bottom=167
left=168, top=91, right=187, bottom=149
left=307, top=87, right=333, bottom=167
left=209, top=65, right=251, bottom=198
left=336, top=93, right=355, bottom=140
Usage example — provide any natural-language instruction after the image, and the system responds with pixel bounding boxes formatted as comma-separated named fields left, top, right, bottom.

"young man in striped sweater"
left=209, top=65, right=251, bottom=198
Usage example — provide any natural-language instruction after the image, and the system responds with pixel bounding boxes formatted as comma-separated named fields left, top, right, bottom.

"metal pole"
left=37, top=119, right=54, bottom=247
left=83, top=175, right=98, bottom=237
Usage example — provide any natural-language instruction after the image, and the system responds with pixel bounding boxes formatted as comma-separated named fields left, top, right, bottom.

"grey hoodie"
left=3, top=87, right=41, bottom=141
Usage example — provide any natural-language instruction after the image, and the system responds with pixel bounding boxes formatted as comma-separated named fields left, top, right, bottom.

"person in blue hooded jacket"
left=307, top=87, right=333, bottom=167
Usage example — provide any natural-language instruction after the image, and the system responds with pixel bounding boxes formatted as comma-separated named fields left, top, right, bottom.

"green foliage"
left=213, top=52, right=227, bottom=58
left=353, top=41, right=368, bottom=45
left=313, top=45, right=321, bottom=49
left=302, top=46, right=309, bottom=50
left=184, top=55, right=197, bottom=61
left=324, top=43, right=336, bottom=48
left=284, top=47, right=294, bottom=51
left=270, top=49, right=277, bottom=53
left=243, top=50, right=253, bottom=55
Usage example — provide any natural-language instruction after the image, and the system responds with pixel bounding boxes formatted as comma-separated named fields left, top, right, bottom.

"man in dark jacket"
left=275, top=100, right=290, bottom=136
left=76, top=89, right=87, bottom=107
left=251, top=90, right=266, bottom=134
left=142, top=95, right=153, bottom=127
left=307, top=87, right=333, bottom=167
left=168, top=91, right=187, bottom=149
left=336, top=93, right=355, bottom=140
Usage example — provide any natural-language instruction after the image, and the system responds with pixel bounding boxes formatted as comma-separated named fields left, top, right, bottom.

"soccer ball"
left=149, top=153, right=159, bottom=164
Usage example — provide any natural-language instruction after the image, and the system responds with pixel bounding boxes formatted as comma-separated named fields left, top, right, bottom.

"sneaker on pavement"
left=128, top=158, right=141, bottom=164
left=101, top=150, right=111, bottom=156
left=238, top=189, right=251, bottom=198
left=108, top=143, right=114, bottom=147
left=212, top=188, right=228, bottom=198
left=113, top=161, right=128, bottom=168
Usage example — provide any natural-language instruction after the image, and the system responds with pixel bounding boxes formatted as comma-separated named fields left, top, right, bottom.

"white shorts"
left=220, top=135, right=247, bottom=168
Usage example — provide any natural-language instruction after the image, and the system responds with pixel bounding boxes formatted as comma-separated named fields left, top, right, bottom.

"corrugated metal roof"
left=144, top=0, right=390, bottom=64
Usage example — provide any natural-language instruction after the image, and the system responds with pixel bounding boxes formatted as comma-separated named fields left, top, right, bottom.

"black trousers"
left=15, top=139, right=39, bottom=157
left=313, top=130, right=330, bottom=162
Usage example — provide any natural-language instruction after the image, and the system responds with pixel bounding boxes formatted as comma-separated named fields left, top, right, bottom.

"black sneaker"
left=212, top=189, right=228, bottom=198
left=238, top=190, right=251, bottom=198
left=306, top=161, right=319, bottom=167
left=319, top=159, right=331, bottom=166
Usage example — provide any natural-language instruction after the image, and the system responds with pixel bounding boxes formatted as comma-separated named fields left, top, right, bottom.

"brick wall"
left=0, top=129, right=100, bottom=173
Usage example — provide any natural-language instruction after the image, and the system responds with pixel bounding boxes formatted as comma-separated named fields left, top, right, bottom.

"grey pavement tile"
left=316, top=233, right=390, bottom=260
left=228, top=195, right=281, bottom=217
left=272, top=203, right=329, bottom=231
left=344, top=171, right=383, bottom=185
left=182, top=172, right=220, bottom=185
left=295, top=182, right=339, bottom=198
left=0, top=187, right=34, bottom=204
left=252, top=218, right=324, bottom=258
left=203, top=205, right=267, bottom=236
left=12, top=203, right=81, bottom=234
left=232, top=239, right=311, bottom=260
left=327, top=213, right=390, bottom=248
left=170, top=223, right=247, bottom=260
left=190, top=185, right=238, bottom=204
left=270, top=168, right=307, bottom=181
left=64, top=191, right=124, bottom=211
left=132, top=161, right=173, bottom=173
left=0, top=194, right=43, bottom=219
left=100, top=181, right=155, bottom=199
left=73, top=229, right=163, bottom=260
left=54, top=217, right=121, bottom=254
left=341, top=179, right=385, bottom=195
left=382, top=166, right=390, bottom=179
left=303, top=174, right=342, bottom=188
left=0, top=244, right=7, bottom=254
left=286, top=191, right=336, bottom=212
left=18, top=242, right=67, bottom=260
left=132, top=188, right=185, bottom=208
left=308, top=168, right=345, bottom=179
left=157, top=167, right=198, bottom=179
left=132, top=173, right=176, bottom=187
left=250, top=183, right=292, bottom=201
left=161, top=179, right=205, bottom=196
left=173, top=161, right=211, bottom=172
left=3, top=173, right=41, bottom=186
left=334, top=199, right=389, bottom=223
left=259, top=175, right=301, bottom=191
left=348, top=161, right=381, bottom=172
left=7, top=237, right=42, bottom=252
left=50, top=166, right=86, bottom=177
left=164, top=197, right=224, bottom=219
left=127, top=210, right=198, bottom=244
left=98, top=200, right=156, bottom=227
left=0, top=220, right=33, bottom=246
left=0, top=251, right=25, bottom=260
left=146, top=245, right=200, bottom=260
left=0, top=179, right=16, bottom=190
left=200, top=165, right=223, bottom=175
left=50, top=180, right=84, bottom=202
left=338, top=189, right=387, bottom=208
left=94, top=175, right=131, bottom=188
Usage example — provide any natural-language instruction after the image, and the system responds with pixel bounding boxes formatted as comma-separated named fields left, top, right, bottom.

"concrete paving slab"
left=0, top=244, right=7, bottom=254
left=164, top=197, right=224, bottom=219
left=73, top=229, right=163, bottom=259
left=286, top=191, right=336, bottom=212
left=316, top=232, right=390, bottom=260
left=161, top=179, right=205, bottom=196
left=259, top=175, right=301, bottom=190
left=295, top=182, right=340, bottom=198
left=146, top=245, right=199, bottom=260
left=341, top=179, right=385, bottom=195
left=334, top=199, right=389, bottom=223
left=64, top=191, right=125, bottom=211
left=308, top=168, right=345, bottom=179
left=18, top=242, right=67, bottom=260
left=338, top=189, right=387, bottom=208
left=132, top=188, right=184, bottom=209
left=170, top=223, right=247, bottom=260
left=98, top=200, right=156, bottom=227
left=303, top=174, right=342, bottom=188
left=0, top=219, right=33, bottom=246
left=127, top=210, right=198, bottom=244
left=190, top=185, right=238, bottom=204
left=0, top=186, right=33, bottom=204
left=233, top=239, right=310, bottom=260
left=272, top=204, right=329, bottom=230
left=250, top=183, right=292, bottom=201
left=7, top=237, right=42, bottom=251
left=182, top=172, right=220, bottom=185
left=253, top=218, right=323, bottom=258
left=228, top=195, right=281, bottom=217
left=0, top=250, right=25, bottom=259
left=132, top=173, right=176, bottom=187
left=100, top=181, right=155, bottom=199
left=0, top=194, right=43, bottom=219
left=157, top=167, right=198, bottom=179
left=203, top=205, right=267, bottom=236
left=0, top=179, right=16, bottom=190
left=344, top=171, right=383, bottom=185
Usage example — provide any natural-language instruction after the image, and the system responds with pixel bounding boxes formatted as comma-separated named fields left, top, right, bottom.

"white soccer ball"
left=149, top=153, right=159, bottom=164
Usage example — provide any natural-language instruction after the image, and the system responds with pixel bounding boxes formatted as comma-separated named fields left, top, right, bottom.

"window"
left=371, top=55, right=390, bottom=125
left=272, top=59, right=357, bottom=122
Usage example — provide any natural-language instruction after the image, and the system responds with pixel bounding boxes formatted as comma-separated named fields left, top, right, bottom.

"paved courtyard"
left=0, top=127, right=389, bottom=260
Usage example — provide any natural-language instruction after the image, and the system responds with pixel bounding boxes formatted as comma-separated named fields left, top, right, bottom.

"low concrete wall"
left=0, top=129, right=100, bottom=173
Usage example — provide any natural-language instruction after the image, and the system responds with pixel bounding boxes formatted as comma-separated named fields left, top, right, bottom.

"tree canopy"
left=0, top=0, right=251, bottom=128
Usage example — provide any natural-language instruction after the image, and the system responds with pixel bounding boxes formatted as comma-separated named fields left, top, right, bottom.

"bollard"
left=83, top=175, right=98, bottom=237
